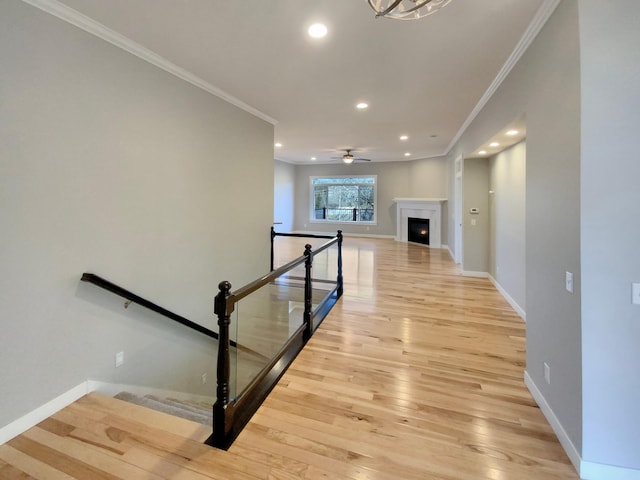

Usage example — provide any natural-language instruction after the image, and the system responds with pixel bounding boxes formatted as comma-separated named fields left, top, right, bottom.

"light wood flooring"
left=0, top=237, right=580, bottom=479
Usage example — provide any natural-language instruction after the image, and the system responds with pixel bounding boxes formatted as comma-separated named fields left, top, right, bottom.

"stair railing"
left=208, top=230, right=343, bottom=449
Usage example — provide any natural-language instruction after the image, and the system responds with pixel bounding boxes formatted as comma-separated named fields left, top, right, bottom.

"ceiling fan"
left=332, top=149, right=372, bottom=164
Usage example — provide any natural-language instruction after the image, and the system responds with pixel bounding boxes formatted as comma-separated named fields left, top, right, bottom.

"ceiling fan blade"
left=355, top=158, right=372, bottom=162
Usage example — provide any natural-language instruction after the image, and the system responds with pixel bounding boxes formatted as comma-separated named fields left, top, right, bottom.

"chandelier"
left=368, top=0, right=453, bottom=20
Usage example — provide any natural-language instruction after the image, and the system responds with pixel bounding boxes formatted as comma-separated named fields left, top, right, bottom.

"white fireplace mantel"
left=393, top=198, right=447, bottom=248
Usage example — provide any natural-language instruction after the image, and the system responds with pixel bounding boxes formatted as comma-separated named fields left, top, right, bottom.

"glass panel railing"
left=272, top=235, right=330, bottom=270
left=210, top=230, right=343, bottom=449
left=309, top=242, right=339, bottom=332
left=227, top=305, right=239, bottom=400
left=80, top=229, right=343, bottom=452
left=235, top=280, right=305, bottom=395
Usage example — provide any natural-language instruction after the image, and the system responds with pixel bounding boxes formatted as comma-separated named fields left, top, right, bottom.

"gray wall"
left=274, top=160, right=295, bottom=232
left=462, top=159, right=490, bottom=273
left=446, top=0, right=583, bottom=454
left=0, top=1, right=273, bottom=428
left=489, top=141, right=526, bottom=313
left=579, top=0, right=640, bottom=469
left=293, top=159, right=448, bottom=240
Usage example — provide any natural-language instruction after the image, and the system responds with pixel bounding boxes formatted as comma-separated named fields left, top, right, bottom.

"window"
left=311, top=175, right=377, bottom=224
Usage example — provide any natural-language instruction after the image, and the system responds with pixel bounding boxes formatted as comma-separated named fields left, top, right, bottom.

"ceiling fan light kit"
left=331, top=149, right=372, bottom=164
left=368, top=0, right=453, bottom=20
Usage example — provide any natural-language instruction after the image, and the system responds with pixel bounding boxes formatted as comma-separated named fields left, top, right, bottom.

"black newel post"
left=270, top=226, right=276, bottom=272
left=303, top=244, right=313, bottom=341
left=212, top=280, right=234, bottom=447
left=337, top=230, right=343, bottom=298
left=352, top=208, right=357, bottom=221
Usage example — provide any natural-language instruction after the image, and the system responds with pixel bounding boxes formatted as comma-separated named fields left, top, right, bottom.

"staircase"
left=114, top=391, right=213, bottom=426
left=0, top=392, right=245, bottom=479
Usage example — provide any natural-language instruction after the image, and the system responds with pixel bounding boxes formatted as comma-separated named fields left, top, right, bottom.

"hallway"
left=0, top=237, right=578, bottom=479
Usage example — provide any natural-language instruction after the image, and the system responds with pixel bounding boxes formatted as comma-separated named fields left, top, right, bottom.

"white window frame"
left=309, top=175, right=378, bottom=225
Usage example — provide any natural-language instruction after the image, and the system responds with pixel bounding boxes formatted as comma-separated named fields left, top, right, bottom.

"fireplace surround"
left=393, top=198, right=447, bottom=248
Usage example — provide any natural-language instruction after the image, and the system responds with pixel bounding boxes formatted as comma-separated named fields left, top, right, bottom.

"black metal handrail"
left=208, top=230, right=343, bottom=449
left=270, top=226, right=336, bottom=271
left=81, top=273, right=238, bottom=347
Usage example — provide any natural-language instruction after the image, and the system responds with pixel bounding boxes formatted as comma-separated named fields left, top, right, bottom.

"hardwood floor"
left=0, top=237, right=579, bottom=479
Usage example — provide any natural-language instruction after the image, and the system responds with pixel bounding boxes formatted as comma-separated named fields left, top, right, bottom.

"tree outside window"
left=311, top=176, right=376, bottom=223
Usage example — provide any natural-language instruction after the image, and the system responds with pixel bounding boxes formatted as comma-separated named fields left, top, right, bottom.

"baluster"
left=270, top=226, right=276, bottom=271
left=213, top=280, right=234, bottom=446
left=337, top=230, right=343, bottom=298
left=303, top=244, right=313, bottom=341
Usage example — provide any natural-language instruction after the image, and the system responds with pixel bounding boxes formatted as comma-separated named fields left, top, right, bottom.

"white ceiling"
left=54, top=0, right=545, bottom=164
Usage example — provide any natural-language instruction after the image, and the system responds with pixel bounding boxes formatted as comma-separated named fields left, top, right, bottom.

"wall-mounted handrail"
left=81, top=273, right=235, bottom=346
left=209, top=230, right=343, bottom=449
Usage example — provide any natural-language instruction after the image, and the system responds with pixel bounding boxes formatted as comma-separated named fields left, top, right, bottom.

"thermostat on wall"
left=469, top=208, right=479, bottom=214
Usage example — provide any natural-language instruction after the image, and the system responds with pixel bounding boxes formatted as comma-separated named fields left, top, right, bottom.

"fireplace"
left=408, top=217, right=430, bottom=245
left=393, top=198, right=446, bottom=248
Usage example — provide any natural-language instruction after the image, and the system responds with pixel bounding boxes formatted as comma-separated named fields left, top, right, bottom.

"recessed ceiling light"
left=311, top=157, right=316, bottom=161
left=274, top=143, right=282, bottom=148
left=404, top=152, right=411, bottom=157
left=308, top=23, right=327, bottom=39
left=356, top=102, right=369, bottom=110
left=400, top=135, right=409, bottom=141
left=489, top=142, right=500, bottom=147
left=506, top=130, right=519, bottom=136
left=478, top=150, right=487, bottom=155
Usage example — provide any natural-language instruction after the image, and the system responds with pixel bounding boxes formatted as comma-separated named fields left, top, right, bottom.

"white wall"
left=274, top=160, right=295, bottom=232
left=489, top=141, right=526, bottom=313
left=0, top=0, right=273, bottom=429
left=579, top=0, right=640, bottom=471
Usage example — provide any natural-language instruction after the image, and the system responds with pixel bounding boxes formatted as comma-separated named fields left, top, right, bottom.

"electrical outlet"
left=544, top=362, right=551, bottom=384
left=115, top=351, right=124, bottom=368
left=201, top=373, right=207, bottom=385
left=565, top=271, right=573, bottom=293
left=632, top=283, right=640, bottom=305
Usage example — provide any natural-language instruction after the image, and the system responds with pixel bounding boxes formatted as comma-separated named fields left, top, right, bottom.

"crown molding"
left=444, top=0, right=561, bottom=155
left=20, top=0, right=278, bottom=126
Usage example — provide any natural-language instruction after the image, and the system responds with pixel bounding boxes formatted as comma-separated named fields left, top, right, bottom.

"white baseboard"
left=445, top=245, right=454, bottom=261
left=0, top=380, right=216, bottom=446
left=291, top=230, right=394, bottom=239
left=525, top=372, right=640, bottom=480
left=580, top=460, right=640, bottom=480
left=488, top=274, right=526, bottom=321
left=524, top=371, right=581, bottom=473
left=461, top=270, right=489, bottom=278
left=0, top=381, right=91, bottom=445
left=343, top=233, right=395, bottom=239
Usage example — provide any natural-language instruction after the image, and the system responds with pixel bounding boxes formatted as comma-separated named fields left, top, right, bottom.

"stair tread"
left=79, top=393, right=211, bottom=442
left=114, top=392, right=213, bottom=427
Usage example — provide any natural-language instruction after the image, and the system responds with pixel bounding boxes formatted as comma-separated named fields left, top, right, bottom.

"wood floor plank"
left=0, top=237, right=579, bottom=479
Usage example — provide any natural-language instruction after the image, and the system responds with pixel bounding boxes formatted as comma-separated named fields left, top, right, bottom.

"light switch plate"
left=632, top=283, right=640, bottom=305
left=115, top=351, right=124, bottom=368
left=565, top=272, right=573, bottom=294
